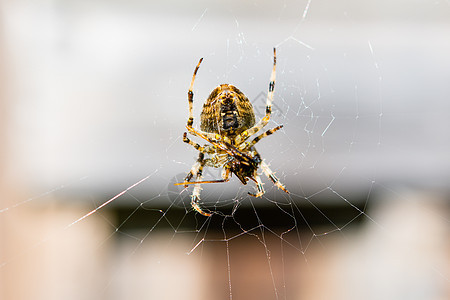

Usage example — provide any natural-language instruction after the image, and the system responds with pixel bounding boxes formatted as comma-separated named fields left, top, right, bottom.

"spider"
left=175, top=48, right=289, bottom=217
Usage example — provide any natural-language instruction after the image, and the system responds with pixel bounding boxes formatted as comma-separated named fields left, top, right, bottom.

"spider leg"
left=248, top=175, right=265, bottom=198
left=260, top=161, right=289, bottom=194
left=186, top=126, right=221, bottom=142
left=187, top=58, right=203, bottom=130
left=239, top=125, right=284, bottom=151
left=181, top=152, right=205, bottom=188
left=177, top=167, right=231, bottom=186
left=187, top=129, right=244, bottom=161
left=235, top=48, right=277, bottom=145
left=189, top=166, right=232, bottom=217
left=191, top=178, right=212, bottom=217
left=185, top=58, right=220, bottom=141
left=175, top=150, right=212, bottom=216
left=182, top=132, right=216, bottom=154
left=189, top=158, right=212, bottom=217
left=175, top=179, right=229, bottom=185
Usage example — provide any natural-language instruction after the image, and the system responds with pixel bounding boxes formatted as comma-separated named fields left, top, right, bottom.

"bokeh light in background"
left=0, top=0, right=449, bottom=299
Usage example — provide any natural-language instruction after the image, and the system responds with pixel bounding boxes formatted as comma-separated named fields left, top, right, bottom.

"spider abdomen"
left=200, top=84, right=255, bottom=136
left=220, top=99, right=239, bottom=130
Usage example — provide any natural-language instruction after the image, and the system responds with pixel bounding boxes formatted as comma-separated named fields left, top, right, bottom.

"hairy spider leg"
left=174, top=150, right=212, bottom=216
left=239, top=125, right=284, bottom=151
left=247, top=174, right=265, bottom=197
left=235, top=48, right=277, bottom=145
left=182, top=132, right=217, bottom=154
left=191, top=170, right=212, bottom=217
left=182, top=152, right=205, bottom=188
left=182, top=152, right=213, bottom=217
left=179, top=130, right=232, bottom=216
left=187, top=58, right=202, bottom=129
left=177, top=129, right=236, bottom=183
left=177, top=131, right=240, bottom=186
left=260, top=161, right=289, bottom=194
left=176, top=167, right=231, bottom=186
left=190, top=167, right=234, bottom=216
left=186, top=58, right=219, bottom=141
left=185, top=127, right=238, bottom=158
left=185, top=160, right=233, bottom=217
left=175, top=178, right=229, bottom=186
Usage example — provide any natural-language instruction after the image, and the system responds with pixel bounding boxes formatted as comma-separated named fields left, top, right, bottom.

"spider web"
left=1, top=1, right=449, bottom=300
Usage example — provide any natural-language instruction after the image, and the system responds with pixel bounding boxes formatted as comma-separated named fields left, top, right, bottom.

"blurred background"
left=0, top=0, right=449, bottom=299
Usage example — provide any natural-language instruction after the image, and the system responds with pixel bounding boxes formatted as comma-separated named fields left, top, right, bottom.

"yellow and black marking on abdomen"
left=200, top=84, right=255, bottom=137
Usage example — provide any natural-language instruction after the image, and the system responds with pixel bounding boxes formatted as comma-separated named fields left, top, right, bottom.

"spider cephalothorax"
left=176, top=48, right=289, bottom=217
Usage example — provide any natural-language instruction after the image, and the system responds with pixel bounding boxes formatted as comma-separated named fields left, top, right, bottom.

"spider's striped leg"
left=182, top=132, right=216, bottom=153
left=182, top=152, right=205, bottom=188
left=191, top=170, right=211, bottom=217
left=191, top=178, right=212, bottom=217
left=190, top=167, right=232, bottom=217
left=175, top=152, right=211, bottom=216
left=177, top=136, right=220, bottom=186
left=248, top=174, right=265, bottom=198
left=179, top=167, right=231, bottom=185
left=239, top=125, right=284, bottom=151
left=185, top=155, right=212, bottom=217
left=186, top=127, right=244, bottom=163
left=264, top=47, right=277, bottom=124
left=260, top=161, right=289, bottom=194
left=187, top=58, right=203, bottom=130
left=186, top=126, right=222, bottom=142
left=235, top=48, right=277, bottom=145
left=185, top=58, right=219, bottom=141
